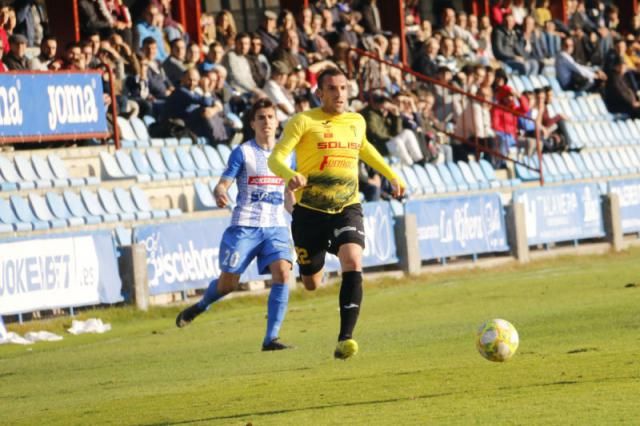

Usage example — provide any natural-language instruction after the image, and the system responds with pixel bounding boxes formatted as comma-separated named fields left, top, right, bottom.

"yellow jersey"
left=268, top=107, right=404, bottom=214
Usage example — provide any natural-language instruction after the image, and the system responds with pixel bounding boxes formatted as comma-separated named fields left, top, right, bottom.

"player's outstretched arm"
left=268, top=114, right=306, bottom=184
left=213, top=178, right=233, bottom=208
left=359, top=139, right=406, bottom=198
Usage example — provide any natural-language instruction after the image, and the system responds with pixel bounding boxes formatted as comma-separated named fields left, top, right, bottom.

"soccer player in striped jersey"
left=268, top=68, right=406, bottom=359
left=176, top=98, right=294, bottom=351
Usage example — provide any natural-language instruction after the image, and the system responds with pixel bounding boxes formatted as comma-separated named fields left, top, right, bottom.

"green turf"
left=2, top=248, right=640, bottom=425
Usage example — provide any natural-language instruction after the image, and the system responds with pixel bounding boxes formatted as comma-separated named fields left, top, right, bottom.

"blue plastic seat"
left=147, top=149, right=181, bottom=180
left=45, top=192, right=85, bottom=226
left=216, top=144, right=232, bottom=164
left=117, top=116, right=138, bottom=141
left=607, top=149, right=636, bottom=175
left=178, top=137, right=193, bottom=146
left=150, top=138, right=166, bottom=147
left=550, top=153, right=577, bottom=180
left=582, top=151, right=611, bottom=177
left=458, top=161, right=488, bottom=189
left=447, top=161, right=478, bottom=190
left=620, top=147, right=640, bottom=173
left=468, top=160, right=499, bottom=189
left=203, top=145, right=226, bottom=174
left=542, top=154, right=567, bottom=181
left=164, top=138, right=179, bottom=147
left=31, top=155, right=69, bottom=187
left=412, top=164, right=437, bottom=194
left=130, top=149, right=165, bottom=181
left=0, top=197, right=31, bottom=231
left=13, top=155, right=52, bottom=188
left=63, top=190, right=102, bottom=225
left=100, top=152, right=126, bottom=179
left=190, top=146, right=216, bottom=176
left=569, top=152, right=597, bottom=178
left=558, top=152, right=586, bottom=179
left=161, top=147, right=196, bottom=178
left=81, top=189, right=119, bottom=222
left=142, top=115, right=155, bottom=128
left=424, top=163, right=449, bottom=193
left=11, top=195, right=50, bottom=230
left=131, top=186, right=182, bottom=218
left=597, top=150, right=625, bottom=176
left=479, top=159, right=521, bottom=187
left=114, top=187, right=152, bottom=220
left=399, top=165, right=424, bottom=196
left=98, top=188, right=136, bottom=221
left=129, top=116, right=151, bottom=141
left=176, top=147, right=208, bottom=177
left=48, top=154, right=94, bottom=186
left=435, top=163, right=462, bottom=191
left=563, top=122, right=584, bottom=150
left=194, top=181, right=217, bottom=210
left=114, top=150, right=150, bottom=182
left=0, top=155, right=36, bottom=189
left=28, top=193, right=67, bottom=229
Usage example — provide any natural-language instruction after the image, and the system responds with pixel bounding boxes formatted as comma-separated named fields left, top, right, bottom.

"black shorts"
left=291, top=204, right=365, bottom=276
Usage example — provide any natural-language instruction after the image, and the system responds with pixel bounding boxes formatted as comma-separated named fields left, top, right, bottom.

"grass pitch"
left=2, top=248, right=640, bottom=425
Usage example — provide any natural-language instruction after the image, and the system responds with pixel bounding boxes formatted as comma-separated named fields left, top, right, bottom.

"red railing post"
left=96, top=63, right=120, bottom=150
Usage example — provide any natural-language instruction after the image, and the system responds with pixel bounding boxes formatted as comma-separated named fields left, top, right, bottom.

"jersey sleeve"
left=359, top=136, right=406, bottom=188
left=222, top=146, right=244, bottom=180
left=268, top=113, right=305, bottom=182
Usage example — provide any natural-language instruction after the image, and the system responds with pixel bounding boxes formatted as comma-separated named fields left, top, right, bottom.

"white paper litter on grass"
left=0, top=332, right=33, bottom=345
left=24, top=331, right=64, bottom=342
left=67, top=318, right=112, bottom=335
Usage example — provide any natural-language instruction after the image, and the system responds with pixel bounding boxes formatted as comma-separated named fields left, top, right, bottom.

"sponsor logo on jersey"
left=317, top=141, right=360, bottom=150
left=250, top=190, right=284, bottom=204
left=248, top=176, right=284, bottom=185
left=319, top=155, right=356, bottom=170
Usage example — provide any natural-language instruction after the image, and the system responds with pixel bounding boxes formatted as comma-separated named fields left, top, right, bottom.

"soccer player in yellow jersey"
left=268, top=68, right=406, bottom=359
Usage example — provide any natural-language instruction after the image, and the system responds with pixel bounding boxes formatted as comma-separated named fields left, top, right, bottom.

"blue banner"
left=321, top=201, right=400, bottom=273
left=405, top=193, right=509, bottom=260
left=609, top=179, right=640, bottom=233
left=0, top=72, right=108, bottom=141
left=513, top=183, right=605, bottom=245
left=134, top=217, right=278, bottom=296
left=0, top=231, right=122, bottom=315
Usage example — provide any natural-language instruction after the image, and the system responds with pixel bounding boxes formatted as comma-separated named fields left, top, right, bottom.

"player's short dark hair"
left=316, top=67, right=346, bottom=89
left=248, top=98, right=276, bottom=122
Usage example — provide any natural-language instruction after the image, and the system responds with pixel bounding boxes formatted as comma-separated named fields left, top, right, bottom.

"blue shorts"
left=219, top=226, right=293, bottom=275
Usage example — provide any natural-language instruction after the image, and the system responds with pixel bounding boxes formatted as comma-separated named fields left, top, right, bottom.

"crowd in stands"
left=0, top=0, right=640, bottom=202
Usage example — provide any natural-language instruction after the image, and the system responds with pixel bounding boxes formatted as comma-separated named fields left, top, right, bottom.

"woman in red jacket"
left=490, top=84, right=528, bottom=168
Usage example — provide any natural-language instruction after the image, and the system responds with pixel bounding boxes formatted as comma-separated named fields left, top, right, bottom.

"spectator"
left=14, top=0, right=47, bottom=47
left=222, top=32, right=265, bottom=99
left=141, top=37, right=173, bottom=104
left=105, top=0, right=133, bottom=46
left=215, top=10, right=237, bottom=50
left=263, top=61, right=295, bottom=123
left=0, top=37, right=6, bottom=71
left=78, top=0, right=113, bottom=38
left=163, top=37, right=187, bottom=86
left=155, top=0, right=184, bottom=42
left=124, top=58, right=154, bottom=117
left=247, top=32, right=270, bottom=88
left=536, top=87, right=567, bottom=152
left=542, top=19, right=562, bottom=58
left=256, top=10, right=278, bottom=57
left=358, top=161, right=385, bottom=202
left=455, top=85, right=495, bottom=162
left=359, top=0, right=382, bottom=35
left=439, top=7, right=478, bottom=53
left=491, top=85, right=528, bottom=168
left=493, top=13, right=539, bottom=75
left=361, top=91, right=425, bottom=166
left=4, top=33, right=28, bottom=70
left=201, top=13, right=216, bottom=49
left=108, top=31, right=139, bottom=75
left=412, top=37, right=440, bottom=78
left=0, top=5, right=9, bottom=54
left=419, top=90, right=453, bottom=163
left=184, top=41, right=201, bottom=69
left=81, top=39, right=100, bottom=69
left=510, top=0, right=528, bottom=26
left=605, top=55, right=640, bottom=119
left=520, top=15, right=547, bottom=68
left=490, top=0, right=512, bottom=27
left=199, top=41, right=225, bottom=74
left=62, top=42, right=85, bottom=70
left=295, top=7, right=314, bottom=52
left=134, top=3, right=167, bottom=61
left=30, top=35, right=60, bottom=70
left=555, top=36, right=606, bottom=91
left=436, top=37, right=458, bottom=73
left=534, top=0, right=552, bottom=27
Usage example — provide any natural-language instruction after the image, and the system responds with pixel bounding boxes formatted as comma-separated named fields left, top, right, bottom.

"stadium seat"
left=412, top=164, right=438, bottom=193
left=190, top=146, right=217, bottom=176
left=63, top=190, right=102, bottom=225
left=113, top=187, right=152, bottom=220
left=113, top=150, right=150, bottom=182
left=161, top=147, right=196, bottom=178
left=48, top=154, right=95, bottom=186
left=10, top=195, right=50, bottom=230
left=623, top=146, right=640, bottom=171
left=130, top=149, right=166, bottom=181
left=468, top=160, right=500, bottom=189
left=436, top=163, right=465, bottom=191
left=203, top=145, right=226, bottom=174
left=424, top=163, right=453, bottom=192
left=129, top=116, right=151, bottom=142
left=147, top=149, right=181, bottom=180
left=216, top=144, right=232, bottom=164
left=447, top=161, right=478, bottom=191
left=0, top=155, right=36, bottom=189
left=100, top=152, right=126, bottom=179
left=13, top=155, right=52, bottom=188
left=607, top=149, right=637, bottom=175
left=0, top=171, right=17, bottom=191
left=98, top=188, right=136, bottom=221
left=597, top=150, right=625, bottom=176
left=142, top=115, right=155, bottom=128
left=45, top=192, right=85, bottom=226
left=0, top=197, right=31, bottom=231
left=479, top=159, right=520, bottom=187
left=175, top=147, right=208, bottom=177
left=559, top=152, right=588, bottom=179
left=583, top=151, right=611, bottom=177
left=31, top=155, right=69, bottom=187
left=542, top=154, right=569, bottom=181
left=194, top=181, right=217, bottom=210
left=571, top=151, right=601, bottom=178
left=564, top=122, right=584, bottom=149
left=116, top=116, right=138, bottom=141
left=28, top=193, right=67, bottom=229
left=389, top=199, right=404, bottom=216
left=457, top=161, right=487, bottom=190
left=131, top=186, right=182, bottom=218
left=150, top=138, right=166, bottom=148
left=550, top=153, right=578, bottom=180
left=79, top=189, right=119, bottom=222
left=178, top=137, right=193, bottom=146
left=400, top=165, right=425, bottom=196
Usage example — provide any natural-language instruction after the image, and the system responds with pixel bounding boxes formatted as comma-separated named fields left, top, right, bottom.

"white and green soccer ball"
left=476, top=319, right=519, bottom=362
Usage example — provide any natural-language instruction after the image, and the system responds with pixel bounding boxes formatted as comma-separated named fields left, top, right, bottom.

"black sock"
left=339, top=271, right=363, bottom=341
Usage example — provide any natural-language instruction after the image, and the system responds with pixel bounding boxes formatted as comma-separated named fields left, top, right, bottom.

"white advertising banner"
left=0, top=235, right=101, bottom=315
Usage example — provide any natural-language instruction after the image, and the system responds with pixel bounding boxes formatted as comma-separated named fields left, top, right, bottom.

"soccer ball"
left=476, top=319, right=519, bottom=362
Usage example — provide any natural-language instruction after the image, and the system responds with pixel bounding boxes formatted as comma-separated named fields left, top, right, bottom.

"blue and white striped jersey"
left=222, top=139, right=288, bottom=227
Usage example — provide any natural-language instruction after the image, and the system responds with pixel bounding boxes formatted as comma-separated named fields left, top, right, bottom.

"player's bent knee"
left=301, top=275, right=321, bottom=291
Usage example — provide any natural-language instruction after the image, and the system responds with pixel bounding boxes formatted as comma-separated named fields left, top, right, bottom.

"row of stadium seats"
left=100, top=145, right=232, bottom=182
left=0, top=154, right=98, bottom=191
left=514, top=147, right=640, bottom=182
left=565, top=120, right=640, bottom=149
left=547, top=95, right=615, bottom=122
left=394, top=159, right=520, bottom=197
left=0, top=186, right=181, bottom=233
left=194, top=180, right=238, bottom=211
left=509, top=73, right=566, bottom=98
